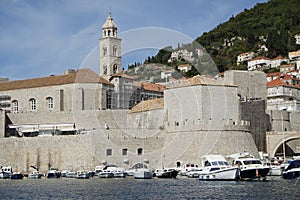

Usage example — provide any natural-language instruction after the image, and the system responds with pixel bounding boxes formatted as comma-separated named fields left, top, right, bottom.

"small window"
left=122, top=148, right=128, bottom=156
left=103, top=65, right=107, bottom=75
left=137, top=148, right=143, bottom=155
left=29, top=98, right=36, bottom=111
left=106, top=149, right=112, bottom=156
left=12, top=100, right=18, bottom=113
left=113, top=64, right=118, bottom=74
left=103, top=46, right=107, bottom=56
left=47, top=97, right=53, bottom=110
left=113, top=45, right=117, bottom=56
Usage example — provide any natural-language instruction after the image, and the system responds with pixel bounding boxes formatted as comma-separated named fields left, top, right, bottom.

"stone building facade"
left=0, top=15, right=266, bottom=173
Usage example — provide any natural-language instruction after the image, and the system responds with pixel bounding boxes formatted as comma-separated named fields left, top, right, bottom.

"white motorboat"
left=46, top=167, right=61, bottom=178
left=61, top=169, right=72, bottom=177
left=186, top=169, right=203, bottom=178
left=99, top=164, right=126, bottom=178
left=76, top=170, right=90, bottom=179
left=268, top=165, right=283, bottom=176
left=98, top=169, right=114, bottom=178
left=229, top=153, right=270, bottom=180
left=133, top=168, right=153, bottom=179
left=112, top=168, right=126, bottom=178
left=94, top=166, right=105, bottom=176
left=65, top=171, right=76, bottom=178
left=0, top=166, right=12, bottom=179
left=178, top=163, right=201, bottom=176
left=198, top=155, right=239, bottom=181
left=28, top=171, right=43, bottom=179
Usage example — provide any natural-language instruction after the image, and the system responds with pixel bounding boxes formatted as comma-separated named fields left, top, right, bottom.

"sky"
left=0, top=0, right=268, bottom=80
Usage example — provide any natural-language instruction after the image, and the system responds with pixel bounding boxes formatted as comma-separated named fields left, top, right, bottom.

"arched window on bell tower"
left=113, top=45, right=117, bottom=56
left=103, top=46, right=107, bottom=56
left=113, top=64, right=118, bottom=74
left=103, top=65, right=108, bottom=75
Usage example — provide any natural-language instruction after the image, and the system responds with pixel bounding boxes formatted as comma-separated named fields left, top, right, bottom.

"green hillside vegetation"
left=197, top=0, right=300, bottom=73
left=137, top=0, right=300, bottom=77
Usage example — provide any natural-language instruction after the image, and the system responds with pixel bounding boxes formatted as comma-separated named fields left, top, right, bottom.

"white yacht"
left=229, top=153, right=270, bottom=180
left=28, top=171, right=43, bottom=179
left=0, top=166, right=12, bottom=179
left=133, top=168, right=153, bottom=179
left=198, top=155, right=239, bottom=181
left=76, top=170, right=90, bottom=179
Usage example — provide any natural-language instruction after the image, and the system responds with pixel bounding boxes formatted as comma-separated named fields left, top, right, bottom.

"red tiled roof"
left=0, top=69, right=113, bottom=91
left=133, top=81, right=165, bottom=92
left=267, top=77, right=300, bottom=88
left=249, top=56, right=270, bottom=61
left=266, top=72, right=282, bottom=77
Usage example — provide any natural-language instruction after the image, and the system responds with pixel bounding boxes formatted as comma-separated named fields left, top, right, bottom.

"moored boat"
left=229, top=153, right=270, bottom=180
left=154, top=168, right=178, bottom=178
left=46, top=167, right=61, bottom=179
left=10, top=172, right=24, bottom=179
left=0, top=166, right=12, bottom=179
left=178, top=163, right=201, bottom=176
left=133, top=168, right=153, bottom=179
left=282, top=159, right=300, bottom=179
left=76, top=170, right=90, bottom=179
left=98, top=170, right=114, bottom=178
left=28, top=171, right=43, bottom=179
left=65, top=171, right=76, bottom=178
left=198, top=155, right=239, bottom=181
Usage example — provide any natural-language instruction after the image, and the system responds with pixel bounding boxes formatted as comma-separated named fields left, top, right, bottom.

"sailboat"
left=133, top=96, right=153, bottom=179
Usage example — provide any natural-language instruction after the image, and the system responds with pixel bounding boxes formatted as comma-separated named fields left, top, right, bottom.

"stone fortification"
left=0, top=71, right=263, bottom=172
left=224, top=70, right=266, bottom=101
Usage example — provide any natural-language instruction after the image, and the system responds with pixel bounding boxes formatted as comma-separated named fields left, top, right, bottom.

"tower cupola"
left=102, top=13, right=117, bottom=37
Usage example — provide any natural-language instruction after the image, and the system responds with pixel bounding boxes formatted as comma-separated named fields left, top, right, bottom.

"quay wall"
left=0, top=109, right=259, bottom=173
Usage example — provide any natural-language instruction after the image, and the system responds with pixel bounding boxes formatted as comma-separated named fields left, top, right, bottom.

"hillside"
left=196, top=0, right=300, bottom=72
left=138, top=0, right=300, bottom=76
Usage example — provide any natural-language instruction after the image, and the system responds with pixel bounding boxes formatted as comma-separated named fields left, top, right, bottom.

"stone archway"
left=267, top=131, right=300, bottom=157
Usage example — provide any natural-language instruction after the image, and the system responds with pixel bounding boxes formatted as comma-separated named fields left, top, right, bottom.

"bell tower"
left=99, top=13, right=122, bottom=78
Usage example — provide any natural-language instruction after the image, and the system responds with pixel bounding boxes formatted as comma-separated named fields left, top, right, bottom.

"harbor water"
left=1, top=176, right=300, bottom=200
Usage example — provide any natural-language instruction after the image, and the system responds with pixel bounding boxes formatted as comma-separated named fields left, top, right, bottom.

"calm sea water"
left=1, top=176, right=300, bottom=200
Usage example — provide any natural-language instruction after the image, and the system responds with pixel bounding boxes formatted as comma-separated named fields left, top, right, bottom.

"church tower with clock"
left=99, top=14, right=122, bottom=78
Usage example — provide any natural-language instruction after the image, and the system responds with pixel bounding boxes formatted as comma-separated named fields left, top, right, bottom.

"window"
left=12, top=100, right=18, bottom=113
left=113, top=45, right=117, bottom=56
left=29, top=98, right=36, bottom=111
left=103, top=65, right=107, bottom=75
left=47, top=97, right=53, bottom=110
left=122, top=148, right=128, bottom=156
left=106, top=149, right=112, bottom=156
left=103, top=46, right=107, bottom=56
left=137, top=148, right=143, bottom=155
left=113, top=64, right=118, bottom=74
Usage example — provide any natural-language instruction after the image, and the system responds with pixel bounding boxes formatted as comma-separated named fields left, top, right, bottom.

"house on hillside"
left=237, top=52, right=254, bottom=65
left=267, top=73, right=300, bottom=111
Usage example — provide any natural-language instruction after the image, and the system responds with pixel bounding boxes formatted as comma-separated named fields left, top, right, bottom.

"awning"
left=8, top=123, right=76, bottom=133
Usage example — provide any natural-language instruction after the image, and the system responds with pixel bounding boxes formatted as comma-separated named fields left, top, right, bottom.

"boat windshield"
left=243, top=160, right=262, bottom=165
left=218, top=161, right=228, bottom=166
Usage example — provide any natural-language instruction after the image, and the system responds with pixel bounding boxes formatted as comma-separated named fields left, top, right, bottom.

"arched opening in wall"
left=103, top=46, right=107, bottom=56
left=176, top=161, right=182, bottom=168
left=113, top=45, right=117, bottom=56
left=103, top=65, right=107, bottom=75
left=274, top=139, right=300, bottom=157
left=137, top=148, right=143, bottom=155
left=131, top=163, right=147, bottom=169
left=113, top=64, right=118, bottom=74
